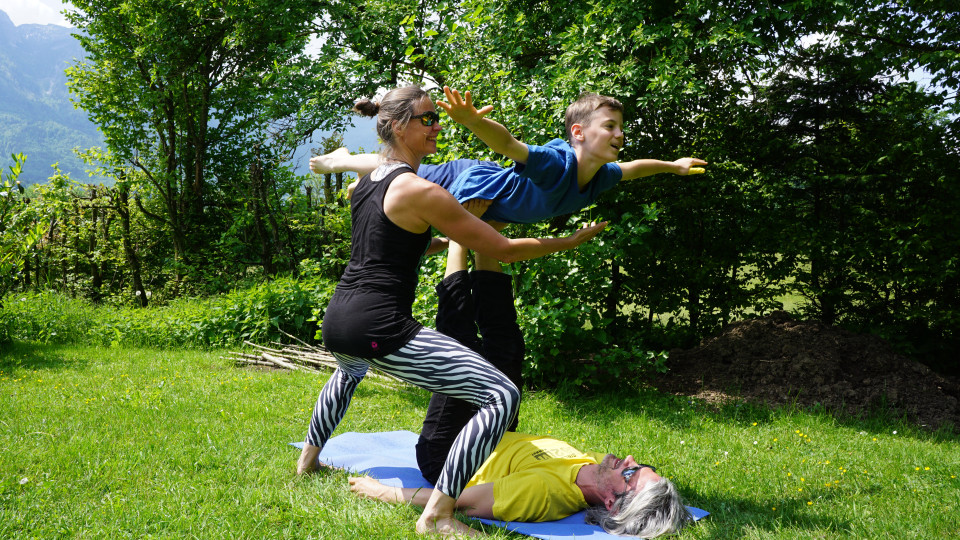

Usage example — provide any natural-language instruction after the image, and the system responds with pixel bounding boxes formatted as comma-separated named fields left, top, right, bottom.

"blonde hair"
left=353, top=85, right=430, bottom=159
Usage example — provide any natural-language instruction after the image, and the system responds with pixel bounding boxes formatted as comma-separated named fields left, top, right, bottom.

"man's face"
left=599, top=453, right=661, bottom=508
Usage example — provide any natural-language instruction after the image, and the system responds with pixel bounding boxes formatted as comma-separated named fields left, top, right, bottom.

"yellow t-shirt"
left=465, top=432, right=606, bottom=522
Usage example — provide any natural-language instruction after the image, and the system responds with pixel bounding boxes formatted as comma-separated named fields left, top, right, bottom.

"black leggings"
left=305, top=326, right=519, bottom=498
left=416, top=270, right=525, bottom=485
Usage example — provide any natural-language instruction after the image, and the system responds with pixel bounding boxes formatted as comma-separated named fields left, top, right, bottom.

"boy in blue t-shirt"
left=311, top=86, right=707, bottom=228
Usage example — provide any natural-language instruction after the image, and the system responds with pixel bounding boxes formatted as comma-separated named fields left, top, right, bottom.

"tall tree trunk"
left=250, top=154, right=276, bottom=276
left=114, top=182, right=148, bottom=307
left=87, top=190, right=103, bottom=304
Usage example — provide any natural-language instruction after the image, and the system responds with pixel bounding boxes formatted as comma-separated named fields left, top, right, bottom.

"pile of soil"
left=654, top=311, right=960, bottom=431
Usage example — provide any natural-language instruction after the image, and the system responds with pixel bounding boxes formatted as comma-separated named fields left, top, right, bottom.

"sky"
left=1, top=0, right=72, bottom=26
left=1, top=0, right=380, bottom=174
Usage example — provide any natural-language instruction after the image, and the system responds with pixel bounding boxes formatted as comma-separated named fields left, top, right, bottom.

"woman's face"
left=394, top=95, right=442, bottom=161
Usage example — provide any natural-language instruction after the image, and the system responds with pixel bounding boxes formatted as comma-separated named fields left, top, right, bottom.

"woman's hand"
left=567, top=221, right=609, bottom=248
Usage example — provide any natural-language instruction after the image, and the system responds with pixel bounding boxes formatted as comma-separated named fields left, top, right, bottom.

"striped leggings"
left=305, top=327, right=520, bottom=499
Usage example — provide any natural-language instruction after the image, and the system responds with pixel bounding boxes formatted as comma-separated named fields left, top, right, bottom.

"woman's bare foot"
left=416, top=491, right=481, bottom=537
left=310, top=147, right=352, bottom=174
left=296, top=443, right=322, bottom=475
left=462, top=198, right=492, bottom=219
left=415, top=514, right=481, bottom=537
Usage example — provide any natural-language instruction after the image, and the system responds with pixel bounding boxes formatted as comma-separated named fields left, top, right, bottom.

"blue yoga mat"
left=292, top=431, right=708, bottom=539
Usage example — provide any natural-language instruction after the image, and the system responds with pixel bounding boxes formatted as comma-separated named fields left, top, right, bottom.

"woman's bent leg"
left=374, top=328, right=520, bottom=498
left=298, top=355, right=368, bottom=473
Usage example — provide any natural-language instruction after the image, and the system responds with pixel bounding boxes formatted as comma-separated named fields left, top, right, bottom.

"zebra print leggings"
left=305, top=327, right=520, bottom=498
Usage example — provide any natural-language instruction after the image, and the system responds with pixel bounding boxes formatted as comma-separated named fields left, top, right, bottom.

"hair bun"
left=353, top=98, right=380, bottom=117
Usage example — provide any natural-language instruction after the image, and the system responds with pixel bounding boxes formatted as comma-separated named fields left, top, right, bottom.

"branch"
left=225, top=339, right=410, bottom=390
left=833, top=25, right=955, bottom=54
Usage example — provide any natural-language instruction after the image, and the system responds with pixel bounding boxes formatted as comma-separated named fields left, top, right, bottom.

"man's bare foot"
left=415, top=515, right=481, bottom=537
left=296, top=443, right=322, bottom=475
left=462, top=198, right=492, bottom=219
left=310, top=147, right=352, bottom=174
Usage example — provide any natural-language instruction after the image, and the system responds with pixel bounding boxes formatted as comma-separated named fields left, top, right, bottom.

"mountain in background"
left=0, top=9, right=379, bottom=187
left=0, top=10, right=105, bottom=186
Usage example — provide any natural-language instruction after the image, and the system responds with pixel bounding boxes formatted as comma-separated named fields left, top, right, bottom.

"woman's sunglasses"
left=411, top=111, right=441, bottom=126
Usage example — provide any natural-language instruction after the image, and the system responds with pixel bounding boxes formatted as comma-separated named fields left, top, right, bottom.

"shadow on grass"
left=0, top=340, right=94, bottom=372
left=683, top=488, right=866, bottom=539
left=547, top=382, right=959, bottom=444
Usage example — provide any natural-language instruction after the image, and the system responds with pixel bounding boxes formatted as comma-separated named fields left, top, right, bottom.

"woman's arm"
left=425, top=237, right=449, bottom=256
left=383, top=175, right=606, bottom=264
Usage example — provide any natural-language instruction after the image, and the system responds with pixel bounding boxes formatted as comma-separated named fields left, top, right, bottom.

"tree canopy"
left=3, top=0, right=957, bottom=381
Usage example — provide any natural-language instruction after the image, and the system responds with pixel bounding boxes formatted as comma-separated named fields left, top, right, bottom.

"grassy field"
left=1, top=342, right=958, bottom=539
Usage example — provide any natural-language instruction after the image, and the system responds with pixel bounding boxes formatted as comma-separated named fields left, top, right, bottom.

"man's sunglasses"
left=411, top=111, right=441, bottom=126
left=622, top=464, right=657, bottom=482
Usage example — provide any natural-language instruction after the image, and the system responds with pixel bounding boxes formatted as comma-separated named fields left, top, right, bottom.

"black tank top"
left=321, top=164, right=432, bottom=357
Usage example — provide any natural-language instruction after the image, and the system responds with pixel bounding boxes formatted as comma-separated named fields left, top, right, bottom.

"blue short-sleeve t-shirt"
left=419, top=140, right=622, bottom=224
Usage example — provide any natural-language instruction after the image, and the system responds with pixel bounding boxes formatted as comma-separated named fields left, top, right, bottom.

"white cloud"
left=1, top=0, right=73, bottom=27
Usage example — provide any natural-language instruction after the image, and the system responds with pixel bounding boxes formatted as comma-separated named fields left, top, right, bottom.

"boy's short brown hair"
left=564, top=92, right=624, bottom=139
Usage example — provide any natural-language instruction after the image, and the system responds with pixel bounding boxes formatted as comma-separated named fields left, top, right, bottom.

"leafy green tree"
left=65, top=0, right=336, bottom=291
left=0, top=155, right=45, bottom=308
left=752, top=38, right=959, bottom=368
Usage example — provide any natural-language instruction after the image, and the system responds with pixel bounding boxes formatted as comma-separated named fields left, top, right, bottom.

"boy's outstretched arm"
left=437, top=86, right=530, bottom=165
left=618, top=157, right=708, bottom=181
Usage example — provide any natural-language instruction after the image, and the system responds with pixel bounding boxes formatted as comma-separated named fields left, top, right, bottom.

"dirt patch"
left=653, top=311, right=960, bottom=431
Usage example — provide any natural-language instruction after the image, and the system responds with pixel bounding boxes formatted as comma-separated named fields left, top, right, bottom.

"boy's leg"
left=309, top=148, right=379, bottom=176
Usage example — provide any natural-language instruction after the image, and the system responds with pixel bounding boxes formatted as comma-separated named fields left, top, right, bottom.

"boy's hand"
left=675, top=157, right=708, bottom=175
left=437, top=86, right=494, bottom=128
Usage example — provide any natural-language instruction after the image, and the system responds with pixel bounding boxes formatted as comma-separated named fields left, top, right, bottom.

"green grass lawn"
left=2, top=342, right=958, bottom=539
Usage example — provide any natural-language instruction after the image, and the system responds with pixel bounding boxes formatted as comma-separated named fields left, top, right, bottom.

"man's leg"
left=471, top=254, right=524, bottom=432
left=416, top=202, right=492, bottom=484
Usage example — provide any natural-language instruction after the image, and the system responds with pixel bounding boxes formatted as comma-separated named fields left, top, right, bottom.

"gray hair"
left=584, top=478, right=692, bottom=538
left=352, top=85, right=430, bottom=159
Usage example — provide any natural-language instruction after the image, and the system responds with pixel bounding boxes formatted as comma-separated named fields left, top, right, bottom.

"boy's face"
left=574, top=107, right=624, bottom=163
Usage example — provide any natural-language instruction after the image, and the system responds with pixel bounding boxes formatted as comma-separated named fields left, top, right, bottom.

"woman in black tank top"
left=298, top=85, right=608, bottom=537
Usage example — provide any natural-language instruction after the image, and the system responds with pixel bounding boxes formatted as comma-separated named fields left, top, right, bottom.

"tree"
left=65, top=0, right=337, bottom=291
left=0, top=155, right=45, bottom=308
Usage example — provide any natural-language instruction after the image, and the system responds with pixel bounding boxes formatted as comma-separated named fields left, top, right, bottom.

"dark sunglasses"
left=622, top=464, right=657, bottom=482
left=411, top=111, right=441, bottom=126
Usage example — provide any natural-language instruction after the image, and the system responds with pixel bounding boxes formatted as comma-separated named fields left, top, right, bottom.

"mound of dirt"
left=654, top=311, right=960, bottom=431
